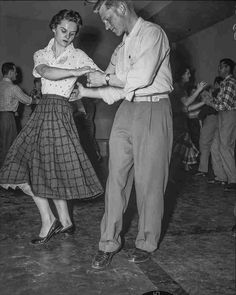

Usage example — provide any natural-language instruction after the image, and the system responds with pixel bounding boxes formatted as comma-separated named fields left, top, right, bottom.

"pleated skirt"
left=0, top=94, right=103, bottom=200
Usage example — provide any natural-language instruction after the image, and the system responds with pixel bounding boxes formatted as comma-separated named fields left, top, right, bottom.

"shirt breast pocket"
left=127, top=41, right=139, bottom=66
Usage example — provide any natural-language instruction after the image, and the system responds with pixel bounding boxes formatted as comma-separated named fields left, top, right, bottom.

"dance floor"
left=0, top=159, right=234, bottom=295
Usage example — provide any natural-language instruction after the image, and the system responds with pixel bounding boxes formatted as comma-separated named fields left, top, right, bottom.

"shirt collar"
left=46, top=38, right=74, bottom=56
left=123, top=17, right=143, bottom=42
left=224, top=74, right=232, bottom=82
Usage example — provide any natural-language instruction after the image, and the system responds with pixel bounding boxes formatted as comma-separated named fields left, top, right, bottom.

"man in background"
left=203, top=58, right=236, bottom=191
left=0, top=62, right=32, bottom=167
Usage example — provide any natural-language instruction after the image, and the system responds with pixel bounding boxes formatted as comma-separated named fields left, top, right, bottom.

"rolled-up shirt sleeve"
left=77, top=51, right=102, bottom=72
left=13, top=85, right=32, bottom=105
left=32, top=50, right=48, bottom=78
left=105, top=47, right=118, bottom=74
left=98, top=87, right=124, bottom=105
left=124, top=27, right=170, bottom=101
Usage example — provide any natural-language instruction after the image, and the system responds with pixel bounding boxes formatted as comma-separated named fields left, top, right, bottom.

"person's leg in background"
left=218, top=111, right=236, bottom=190
left=210, top=117, right=228, bottom=183
left=0, top=112, right=17, bottom=167
left=198, top=114, right=218, bottom=175
left=232, top=204, right=236, bottom=237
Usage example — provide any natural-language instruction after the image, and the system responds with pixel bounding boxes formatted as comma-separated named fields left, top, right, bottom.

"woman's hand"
left=197, top=81, right=208, bottom=92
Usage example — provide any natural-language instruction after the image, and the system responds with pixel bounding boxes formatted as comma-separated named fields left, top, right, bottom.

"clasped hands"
left=197, top=81, right=208, bottom=92
left=69, top=69, right=106, bottom=102
left=197, top=81, right=212, bottom=105
left=201, top=90, right=212, bottom=105
left=86, top=70, right=106, bottom=88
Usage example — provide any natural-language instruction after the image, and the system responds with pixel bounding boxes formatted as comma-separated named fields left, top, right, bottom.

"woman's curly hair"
left=49, top=10, right=83, bottom=34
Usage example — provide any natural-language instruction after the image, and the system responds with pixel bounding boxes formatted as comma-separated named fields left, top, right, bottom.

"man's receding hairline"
left=93, top=0, right=133, bottom=13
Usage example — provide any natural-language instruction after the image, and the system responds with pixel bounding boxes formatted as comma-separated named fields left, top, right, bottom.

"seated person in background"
left=195, top=77, right=223, bottom=177
left=0, top=62, right=33, bottom=167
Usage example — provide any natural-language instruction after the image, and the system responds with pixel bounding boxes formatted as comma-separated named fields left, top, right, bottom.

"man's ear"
left=116, top=2, right=127, bottom=16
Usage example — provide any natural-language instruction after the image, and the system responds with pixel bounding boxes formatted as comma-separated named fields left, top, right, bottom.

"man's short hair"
left=2, top=62, right=15, bottom=76
left=220, top=58, right=235, bottom=74
left=93, top=0, right=133, bottom=13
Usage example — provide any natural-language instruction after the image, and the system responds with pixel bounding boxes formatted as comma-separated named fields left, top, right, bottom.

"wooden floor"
left=0, top=158, right=235, bottom=295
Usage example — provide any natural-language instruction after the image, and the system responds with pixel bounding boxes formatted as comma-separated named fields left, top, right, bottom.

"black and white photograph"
left=0, top=1, right=235, bottom=294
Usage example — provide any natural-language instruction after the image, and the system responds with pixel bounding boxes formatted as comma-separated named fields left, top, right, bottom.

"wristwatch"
left=105, top=73, right=110, bottom=86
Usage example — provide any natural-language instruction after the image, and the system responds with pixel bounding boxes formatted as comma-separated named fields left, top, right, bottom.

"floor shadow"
left=120, top=184, right=137, bottom=248
left=159, top=167, right=189, bottom=246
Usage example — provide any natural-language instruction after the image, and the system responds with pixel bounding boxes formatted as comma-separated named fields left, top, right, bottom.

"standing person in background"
left=0, top=9, right=103, bottom=245
left=81, top=97, right=102, bottom=162
left=30, top=78, right=42, bottom=112
left=20, top=78, right=41, bottom=129
left=195, top=77, right=223, bottom=177
left=71, top=0, right=173, bottom=269
left=203, top=58, right=236, bottom=191
left=0, top=62, right=33, bottom=167
left=169, top=66, right=206, bottom=178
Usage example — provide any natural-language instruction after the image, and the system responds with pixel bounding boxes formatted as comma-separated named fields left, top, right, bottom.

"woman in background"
left=169, top=66, right=206, bottom=180
left=0, top=9, right=103, bottom=244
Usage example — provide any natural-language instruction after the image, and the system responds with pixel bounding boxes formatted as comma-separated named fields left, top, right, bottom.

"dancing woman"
left=0, top=9, right=103, bottom=244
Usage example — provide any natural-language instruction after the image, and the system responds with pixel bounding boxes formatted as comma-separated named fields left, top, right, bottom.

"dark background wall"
left=0, top=2, right=235, bottom=141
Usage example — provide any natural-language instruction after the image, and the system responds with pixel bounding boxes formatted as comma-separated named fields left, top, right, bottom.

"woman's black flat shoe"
left=31, top=219, right=62, bottom=245
left=60, top=225, right=75, bottom=235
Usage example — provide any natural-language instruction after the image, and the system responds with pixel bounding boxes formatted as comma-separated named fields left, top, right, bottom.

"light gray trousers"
left=211, top=110, right=236, bottom=183
left=99, top=99, right=173, bottom=253
left=198, top=114, right=218, bottom=173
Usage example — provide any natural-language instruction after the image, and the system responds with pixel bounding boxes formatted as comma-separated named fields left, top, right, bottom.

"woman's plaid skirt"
left=0, top=94, right=104, bottom=200
left=172, top=132, right=199, bottom=165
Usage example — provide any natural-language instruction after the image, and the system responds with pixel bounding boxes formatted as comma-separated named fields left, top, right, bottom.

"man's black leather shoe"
left=128, top=248, right=151, bottom=263
left=31, top=219, right=62, bottom=245
left=224, top=183, right=236, bottom=191
left=91, top=250, right=117, bottom=269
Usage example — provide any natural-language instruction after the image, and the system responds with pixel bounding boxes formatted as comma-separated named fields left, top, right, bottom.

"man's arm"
left=205, top=80, right=236, bottom=111
left=87, top=70, right=125, bottom=88
left=87, top=48, right=125, bottom=88
left=69, top=83, right=124, bottom=105
left=13, top=86, right=32, bottom=105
